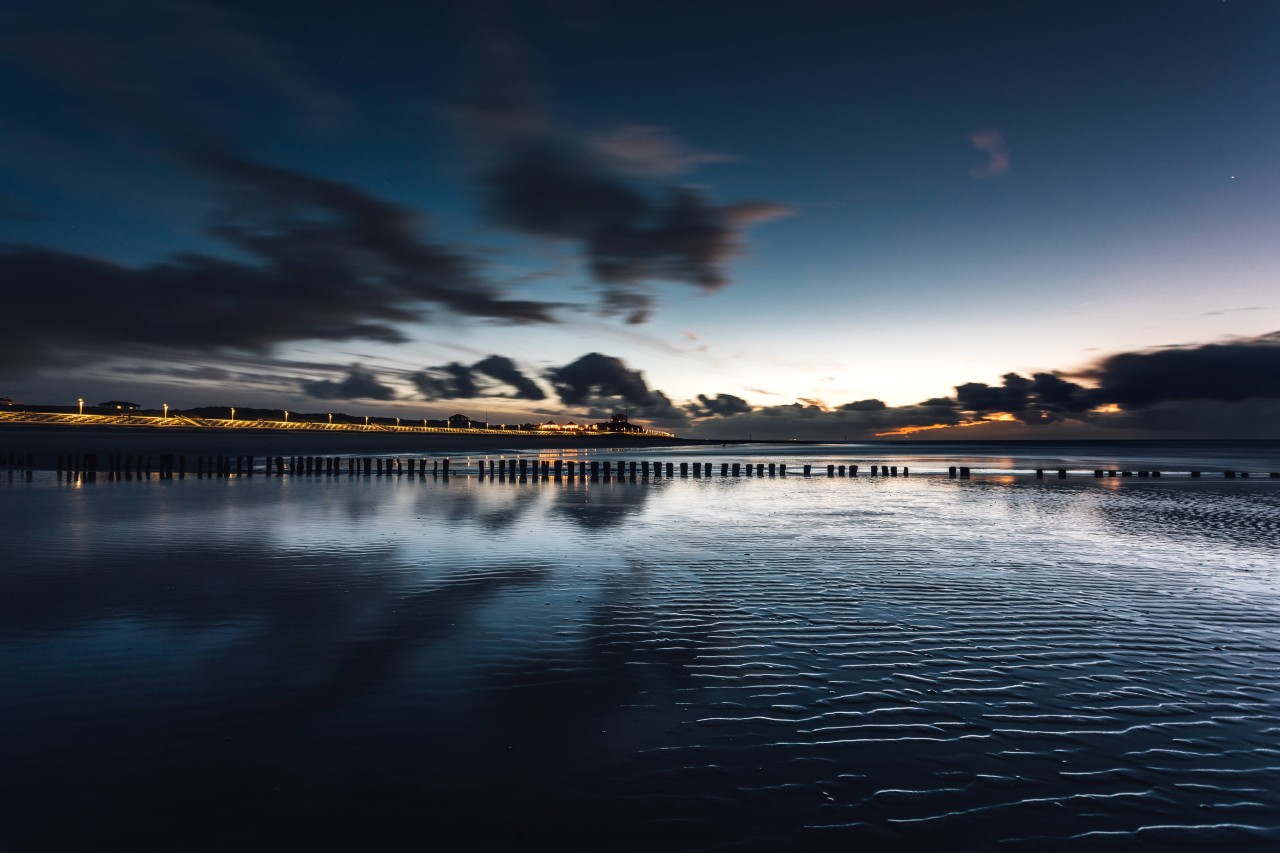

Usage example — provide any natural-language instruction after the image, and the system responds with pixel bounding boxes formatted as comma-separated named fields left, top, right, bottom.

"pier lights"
left=163, top=403, right=168, bottom=419
left=284, top=410, right=289, bottom=422
left=396, top=417, right=400, bottom=427
left=78, top=397, right=84, bottom=415
left=328, top=413, right=333, bottom=424
left=364, top=415, right=369, bottom=426
left=230, top=407, right=235, bottom=421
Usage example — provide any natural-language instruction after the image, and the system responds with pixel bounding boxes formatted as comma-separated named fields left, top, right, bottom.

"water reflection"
left=3, top=475, right=1280, bottom=850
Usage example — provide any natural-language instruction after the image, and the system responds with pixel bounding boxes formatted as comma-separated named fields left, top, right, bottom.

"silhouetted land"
left=0, top=423, right=716, bottom=465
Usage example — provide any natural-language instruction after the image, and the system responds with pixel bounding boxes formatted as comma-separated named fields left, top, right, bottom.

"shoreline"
left=0, top=422, right=726, bottom=463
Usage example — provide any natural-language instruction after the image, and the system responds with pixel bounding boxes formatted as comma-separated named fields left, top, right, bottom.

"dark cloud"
left=411, top=355, right=545, bottom=401
left=683, top=333, right=1280, bottom=438
left=473, top=355, right=546, bottom=400
left=301, top=368, right=397, bottom=401
left=465, top=38, right=789, bottom=324
left=1086, top=333, right=1280, bottom=407
left=547, top=352, right=652, bottom=406
left=410, top=362, right=481, bottom=400
left=688, top=393, right=752, bottom=417
left=544, top=352, right=685, bottom=422
left=682, top=397, right=967, bottom=440
left=954, top=371, right=1096, bottom=424
left=839, top=399, right=888, bottom=412
left=0, top=151, right=559, bottom=374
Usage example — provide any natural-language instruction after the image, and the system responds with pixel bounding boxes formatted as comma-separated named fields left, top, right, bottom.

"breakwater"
left=3, top=451, right=1277, bottom=481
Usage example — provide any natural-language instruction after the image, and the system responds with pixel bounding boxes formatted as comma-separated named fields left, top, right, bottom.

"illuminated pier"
left=0, top=410, right=676, bottom=438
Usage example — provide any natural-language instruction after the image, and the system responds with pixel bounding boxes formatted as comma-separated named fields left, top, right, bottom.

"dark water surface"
left=3, top=457, right=1279, bottom=850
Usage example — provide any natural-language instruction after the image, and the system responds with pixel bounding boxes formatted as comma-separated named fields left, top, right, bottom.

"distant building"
left=447, top=414, right=470, bottom=428
left=98, top=400, right=141, bottom=411
left=588, top=412, right=643, bottom=433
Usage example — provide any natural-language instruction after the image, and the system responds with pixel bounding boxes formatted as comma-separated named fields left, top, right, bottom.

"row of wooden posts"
left=1, top=451, right=1275, bottom=479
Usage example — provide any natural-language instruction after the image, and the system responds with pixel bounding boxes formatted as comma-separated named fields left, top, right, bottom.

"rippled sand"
left=2, top=473, right=1278, bottom=850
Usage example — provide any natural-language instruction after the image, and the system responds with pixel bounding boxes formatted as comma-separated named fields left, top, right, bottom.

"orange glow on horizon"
left=1092, top=403, right=1121, bottom=414
left=875, top=411, right=1016, bottom=438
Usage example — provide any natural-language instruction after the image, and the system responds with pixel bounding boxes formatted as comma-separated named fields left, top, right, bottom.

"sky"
left=1, top=0, right=1278, bottom=438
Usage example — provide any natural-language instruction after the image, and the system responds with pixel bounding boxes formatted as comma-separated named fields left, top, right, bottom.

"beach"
left=2, top=441, right=1279, bottom=849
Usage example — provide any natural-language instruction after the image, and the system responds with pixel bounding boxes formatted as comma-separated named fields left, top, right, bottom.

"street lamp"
left=163, top=403, right=168, bottom=419
left=328, top=413, right=333, bottom=424
left=364, top=415, right=369, bottom=426
left=230, top=407, right=235, bottom=421
left=284, top=410, right=289, bottom=422
left=396, top=417, right=400, bottom=427
left=77, top=397, right=84, bottom=415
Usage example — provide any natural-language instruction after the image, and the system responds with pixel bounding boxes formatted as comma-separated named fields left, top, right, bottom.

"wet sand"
left=2, top=458, right=1278, bottom=850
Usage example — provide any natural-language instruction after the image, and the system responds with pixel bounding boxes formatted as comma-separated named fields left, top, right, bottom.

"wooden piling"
left=732, top=463, right=741, bottom=476
left=959, top=467, right=970, bottom=478
left=803, top=464, right=811, bottom=477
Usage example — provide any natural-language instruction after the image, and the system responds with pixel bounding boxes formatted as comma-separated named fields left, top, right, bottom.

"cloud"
left=539, top=351, right=685, bottom=422
left=0, top=150, right=560, bottom=374
left=410, top=363, right=481, bottom=400
left=969, top=129, right=1009, bottom=178
left=473, top=355, right=546, bottom=400
left=1084, top=332, right=1280, bottom=406
left=1203, top=306, right=1266, bottom=316
left=301, top=368, right=397, bottom=401
left=411, top=355, right=546, bottom=401
left=547, top=352, right=653, bottom=406
left=463, top=36, right=790, bottom=324
left=679, top=332, right=1280, bottom=438
left=0, top=0, right=342, bottom=136
left=688, top=393, right=752, bottom=417
left=590, top=125, right=736, bottom=176
left=953, top=371, right=1095, bottom=424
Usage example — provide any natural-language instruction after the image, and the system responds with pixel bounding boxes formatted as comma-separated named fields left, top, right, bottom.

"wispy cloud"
left=591, top=125, right=736, bottom=176
left=459, top=30, right=791, bottom=324
left=969, top=129, right=1009, bottom=178
left=1203, top=306, right=1267, bottom=316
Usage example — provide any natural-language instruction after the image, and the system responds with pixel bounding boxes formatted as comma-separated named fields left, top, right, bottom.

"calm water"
left=3, top=445, right=1279, bottom=850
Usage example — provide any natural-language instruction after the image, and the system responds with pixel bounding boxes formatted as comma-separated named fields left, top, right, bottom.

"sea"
left=2, top=440, right=1279, bottom=850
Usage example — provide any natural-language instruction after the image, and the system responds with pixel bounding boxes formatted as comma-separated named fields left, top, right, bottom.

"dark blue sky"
left=2, top=0, right=1278, bottom=437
